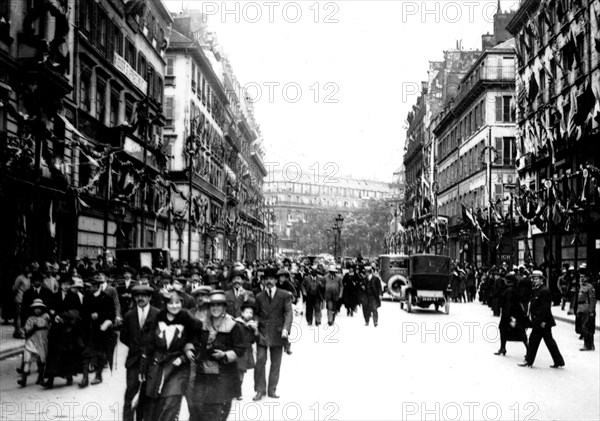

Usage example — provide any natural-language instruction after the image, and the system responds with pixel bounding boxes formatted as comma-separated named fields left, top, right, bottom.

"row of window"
left=438, top=96, right=515, bottom=160
left=271, top=195, right=365, bottom=209
left=519, top=0, right=585, bottom=66
left=79, top=1, right=164, bottom=104
left=265, top=182, right=387, bottom=199
left=438, top=137, right=516, bottom=192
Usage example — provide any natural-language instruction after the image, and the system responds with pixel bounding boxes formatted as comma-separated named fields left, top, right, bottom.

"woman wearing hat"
left=494, top=273, right=528, bottom=357
left=18, top=299, right=51, bottom=387
left=142, top=290, right=200, bottom=421
left=190, top=290, right=246, bottom=421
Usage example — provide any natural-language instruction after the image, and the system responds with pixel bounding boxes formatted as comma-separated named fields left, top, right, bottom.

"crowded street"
left=1, top=300, right=598, bottom=420
left=2, top=0, right=600, bottom=420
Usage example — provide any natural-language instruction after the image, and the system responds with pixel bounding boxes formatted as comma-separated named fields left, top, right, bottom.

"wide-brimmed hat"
left=132, top=284, right=154, bottom=295
left=504, top=273, right=519, bottom=285
left=30, top=299, right=47, bottom=310
left=531, top=270, right=545, bottom=279
left=328, top=265, right=338, bottom=273
left=191, top=285, right=212, bottom=296
left=209, top=290, right=227, bottom=304
left=277, top=268, right=290, bottom=277
left=264, top=267, right=279, bottom=279
left=71, top=277, right=84, bottom=289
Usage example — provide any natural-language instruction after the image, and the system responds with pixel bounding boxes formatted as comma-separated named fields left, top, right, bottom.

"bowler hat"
left=205, top=274, right=219, bottom=285
left=264, top=267, right=279, bottom=279
left=71, top=277, right=84, bottom=289
left=231, top=269, right=246, bottom=280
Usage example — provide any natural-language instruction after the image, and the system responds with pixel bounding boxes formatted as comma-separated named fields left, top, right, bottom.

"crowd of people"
left=471, top=261, right=597, bottom=367
left=7, top=255, right=598, bottom=419
left=7, top=256, right=385, bottom=421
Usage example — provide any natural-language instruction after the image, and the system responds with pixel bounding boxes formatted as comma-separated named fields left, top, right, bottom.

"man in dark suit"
left=361, top=266, right=383, bottom=327
left=120, top=284, right=159, bottom=421
left=519, top=270, right=565, bottom=368
left=225, top=269, right=255, bottom=318
left=79, top=274, right=117, bottom=387
left=253, top=267, right=293, bottom=401
left=21, top=271, right=54, bottom=324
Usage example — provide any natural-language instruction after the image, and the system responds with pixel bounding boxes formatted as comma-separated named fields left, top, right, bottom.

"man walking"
left=253, top=267, right=293, bottom=401
left=302, top=266, right=324, bottom=326
left=225, top=269, right=255, bottom=318
left=361, top=267, right=382, bottom=327
left=576, top=266, right=596, bottom=351
left=324, top=265, right=343, bottom=326
left=519, top=270, right=565, bottom=368
left=120, top=284, right=159, bottom=421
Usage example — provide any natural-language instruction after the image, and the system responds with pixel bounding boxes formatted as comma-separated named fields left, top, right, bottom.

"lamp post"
left=174, top=214, right=186, bottom=262
left=504, top=184, right=516, bottom=266
left=459, top=228, right=471, bottom=265
left=333, top=214, right=344, bottom=261
left=481, top=141, right=498, bottom=266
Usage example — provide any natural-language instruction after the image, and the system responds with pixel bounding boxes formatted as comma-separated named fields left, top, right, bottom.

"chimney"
left=482, top=33, right=495, bottom=50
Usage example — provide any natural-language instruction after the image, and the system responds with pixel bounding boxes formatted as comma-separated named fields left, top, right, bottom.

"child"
left=18, top=299, right=51, bottom=387
left=234, top=302, right=258, bottom=400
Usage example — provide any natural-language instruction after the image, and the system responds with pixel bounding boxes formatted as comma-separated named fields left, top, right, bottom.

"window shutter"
left=495, top=97, right=502, bottom=122
left=495, top=137, right=503, bottom=164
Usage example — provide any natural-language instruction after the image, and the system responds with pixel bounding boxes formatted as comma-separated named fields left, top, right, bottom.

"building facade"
left=434, top=37, right=518, bottom=266
left=165, top=9, right=269, bottom=264
left=264, top=170, right=392, bottom=256
left=507, top=0, right=600, bottom=273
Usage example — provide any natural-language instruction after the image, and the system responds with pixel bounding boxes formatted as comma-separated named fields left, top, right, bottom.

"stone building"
left=165, top=9, right=269, bottom=263
left=263, top=169, right=391, bottom=256
left=507, top=0, right=600, bottom=273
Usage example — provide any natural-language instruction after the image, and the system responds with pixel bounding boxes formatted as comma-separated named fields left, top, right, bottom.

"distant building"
left=263, top=170, right=392, bottom=255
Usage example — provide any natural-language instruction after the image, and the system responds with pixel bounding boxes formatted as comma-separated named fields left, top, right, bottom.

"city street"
left=1, top=301, right=598, bottom=421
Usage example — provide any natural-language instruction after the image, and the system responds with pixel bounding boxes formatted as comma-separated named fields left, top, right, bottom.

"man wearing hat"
left=225, top=269, right=255, bottom=318
left=253, top=267, right=293, bottom=401
left=43, top=273, right=85, bottom=389
left=519, top=270, right=565, bottom=368
left=576, top=265, right=596, bottom=351
left=79, top=272, right=118, bottom=387
left=302, top=266, right=325, bottom=326
left=120, top=284, right=159, bottom=421
left=324, top=265, right=343, bottom=326
left=115, top=267, right=137, bottom=315
left=361, top=266, right=383, bottom=327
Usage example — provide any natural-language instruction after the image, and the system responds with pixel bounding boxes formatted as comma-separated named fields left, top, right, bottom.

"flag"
left=574, top=82, right=595, bottom=126
left=528, top=74, right=539, bottom=104
left=48, top=200, right=56, bottom=238
left=461, top=203, right=477, bottom=228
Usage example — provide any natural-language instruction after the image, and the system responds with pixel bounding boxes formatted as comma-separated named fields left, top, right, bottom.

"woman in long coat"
left=143, top=291, right=199, bottom=421
left=495, top=273, right=528, bottom=356
left=342, top=267, right=359, bottom=316
left=191, top=290, right=246, bottom=421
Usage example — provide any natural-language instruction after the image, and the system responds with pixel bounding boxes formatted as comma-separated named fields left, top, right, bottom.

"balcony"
left=454, top=66, right=515, bottom=105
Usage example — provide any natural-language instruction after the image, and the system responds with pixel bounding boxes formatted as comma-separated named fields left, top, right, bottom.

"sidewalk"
left=552, top=302, right=600, bottom=330
left=0, top=324, right=25, bottom=361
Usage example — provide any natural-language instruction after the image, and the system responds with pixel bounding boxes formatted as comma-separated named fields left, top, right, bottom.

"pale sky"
left=165, top=0, right=520, bottom=182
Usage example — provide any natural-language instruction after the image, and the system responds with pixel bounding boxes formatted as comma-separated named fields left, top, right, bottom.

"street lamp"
left=174, top=213, right=187, bottom=262
left=333, top=214, right=344, bottom=261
